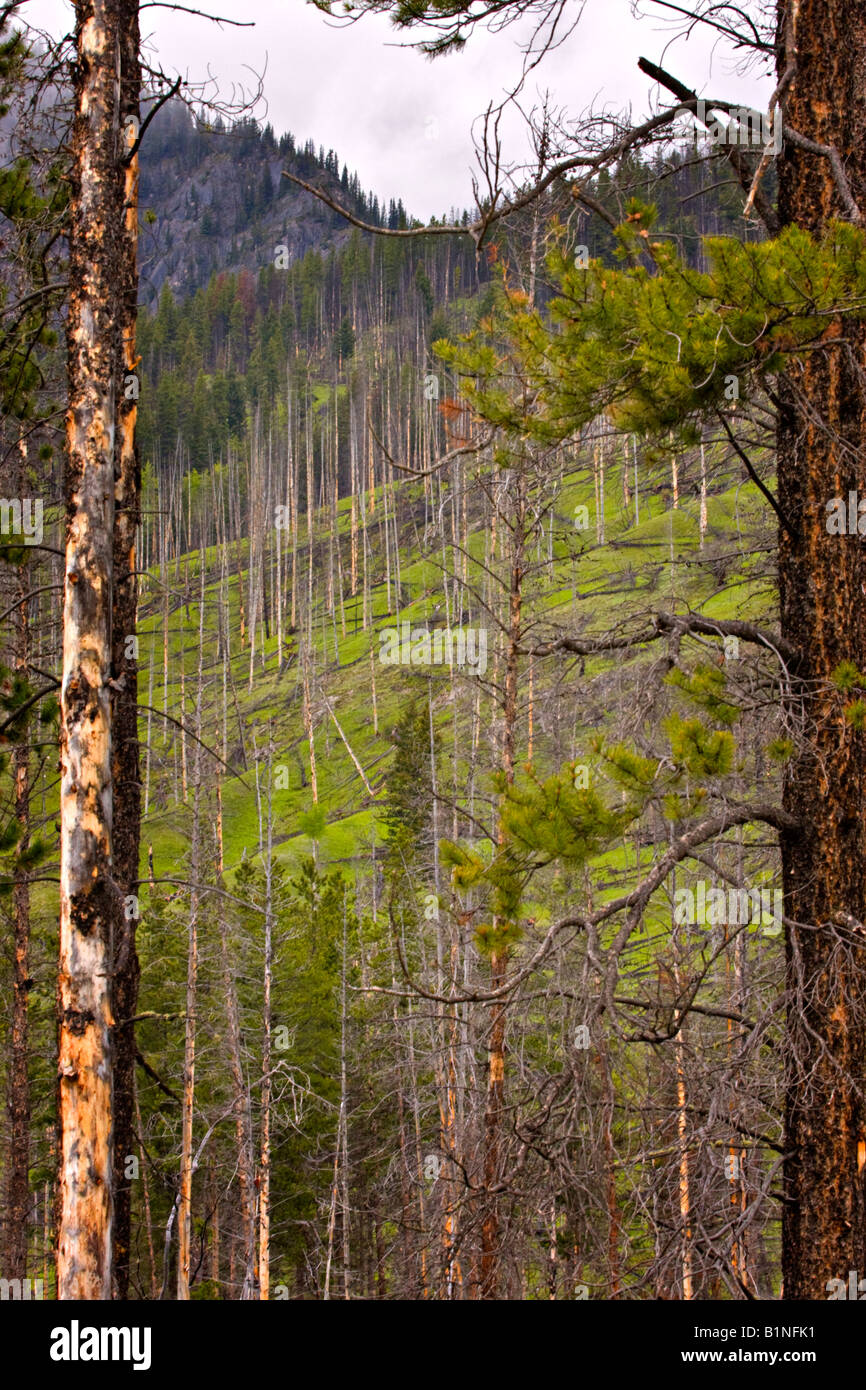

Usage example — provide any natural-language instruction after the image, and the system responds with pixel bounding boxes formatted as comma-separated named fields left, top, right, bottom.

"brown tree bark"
left=257, top=737, right=274, bottom=1301
left=110, top=0, right=142, bottom=1299
left=58, top=0, right=141, bottom=1300
left=775, top=0, right=866, bottom=1299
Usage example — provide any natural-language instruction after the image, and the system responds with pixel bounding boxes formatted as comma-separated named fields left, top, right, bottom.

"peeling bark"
left=58, top=0, right=127, bottom=1301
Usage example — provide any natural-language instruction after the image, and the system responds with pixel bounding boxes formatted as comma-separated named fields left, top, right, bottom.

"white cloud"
left=17, top=0, right=773, bottom=216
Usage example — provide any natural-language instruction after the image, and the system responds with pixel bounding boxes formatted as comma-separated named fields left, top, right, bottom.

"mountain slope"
left=138, top=99, right=409, bottom=306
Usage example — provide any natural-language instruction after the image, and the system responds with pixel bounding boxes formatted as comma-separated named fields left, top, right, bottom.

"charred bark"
left=776, top=0, right=866, bottom=1299
left=110, top=0, right=142, bottom=1301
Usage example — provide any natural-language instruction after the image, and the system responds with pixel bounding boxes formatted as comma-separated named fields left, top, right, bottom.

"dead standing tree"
left=58, top=0, right=128, bottom=1300
left=47, top=0, right=259, bottom=1296
left=111, top=0, right=143, bottom=1301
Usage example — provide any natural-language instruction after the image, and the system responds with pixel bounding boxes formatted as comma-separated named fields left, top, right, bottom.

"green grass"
left=136, top=442, right=776, bottom=918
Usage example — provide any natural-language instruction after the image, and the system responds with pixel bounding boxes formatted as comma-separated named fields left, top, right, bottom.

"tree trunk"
left=5, top=453, right=31, bottom=1282
left=257, top=737, right=274, bottom=1301
left=110, top=0, right=142, bottom=1298
left=58, top=0, right=131, bottom=1301
left=176, top=574, right=205, bottom=1299
left=480, top=478, right=524, bottom=1299
left=775, top=0, right=866, bottom=1299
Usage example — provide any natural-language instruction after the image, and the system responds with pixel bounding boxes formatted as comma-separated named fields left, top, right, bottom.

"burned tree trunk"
left=4, top=450, right=32, bottom=1283
left=110, top=0, right=142, bottom=1301
left=480, top=481, right=525, bottom=1299
left=58, top=0, right=131, bottom=1300
left=775, top=0, right=866, bottom=1299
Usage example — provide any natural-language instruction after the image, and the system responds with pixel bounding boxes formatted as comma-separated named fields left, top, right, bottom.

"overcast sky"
left=20, top=0, right=774, bottom=219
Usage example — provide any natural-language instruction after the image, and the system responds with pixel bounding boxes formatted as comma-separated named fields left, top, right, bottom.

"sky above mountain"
left=20, top=0, right=773, bottom=218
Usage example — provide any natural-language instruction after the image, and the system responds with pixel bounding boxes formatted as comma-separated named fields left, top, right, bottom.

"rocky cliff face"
left=138, top=100, right=381, bottom=306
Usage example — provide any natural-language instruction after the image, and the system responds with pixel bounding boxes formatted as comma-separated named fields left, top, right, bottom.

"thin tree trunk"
left=218, top=910, right=257, bottom=1298
left=5, top=443, right=31, bottom=1282
left=675, top=1028, right=693, bottom=1300
left=340, top=898, right=351, bottom=1299
left=324, top=697, right=374, bottom=796
left=134, top=1090, right=158, bottom=1299
left=301, top=627, right=318, bottom=802
left=699, top=442, right=707, bottom=548
left=110, top=2, right=143, bottom=1295
left=480, top=478, right=524, bottom=1299
left=256, top=736, right=274, bottom=1300
left=177, top=573, right=206, bottom=1299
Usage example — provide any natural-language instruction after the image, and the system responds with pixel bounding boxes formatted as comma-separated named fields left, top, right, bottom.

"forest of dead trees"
left=1, top=0, right=866, bottom=1312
